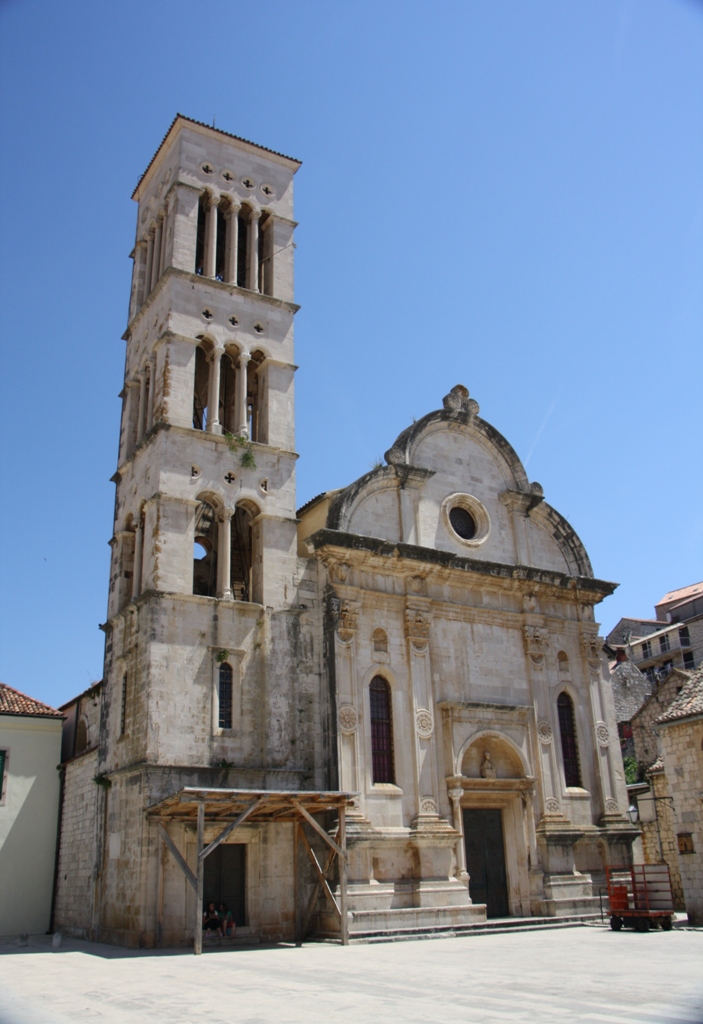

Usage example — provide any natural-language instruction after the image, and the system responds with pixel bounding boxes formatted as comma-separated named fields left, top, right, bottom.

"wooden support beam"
left=194, top=802, right=204, bottom=956
left=301, top=832, right=338, bottom=941
left=292, top=799, right=345, bottom=859
left=299, top=825, right=341, bottom=919
left=339, top=804, right=349, bottom=945
left=158, top=824, right=197, bottom=892
left=199, top=797, right=265, bottom=862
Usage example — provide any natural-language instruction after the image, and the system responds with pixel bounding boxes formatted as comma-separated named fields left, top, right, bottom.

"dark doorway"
left=463, top=808, right=509, bottom=918
left=203, top=844, right=246, bottom=926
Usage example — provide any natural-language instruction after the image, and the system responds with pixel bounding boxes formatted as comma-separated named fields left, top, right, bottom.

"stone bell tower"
left=84, top=116, right=326, bottom=946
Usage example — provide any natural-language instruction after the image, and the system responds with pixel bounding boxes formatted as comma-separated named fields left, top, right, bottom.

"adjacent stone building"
left=54, top=115, right=637, bottom=947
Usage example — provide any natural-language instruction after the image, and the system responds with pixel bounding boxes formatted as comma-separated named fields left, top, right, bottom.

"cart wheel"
left=610, top=916, right=622, bottom=931
left=636, top=918, right=650, bottom=932
left=661, top=916, right=673, bottom=931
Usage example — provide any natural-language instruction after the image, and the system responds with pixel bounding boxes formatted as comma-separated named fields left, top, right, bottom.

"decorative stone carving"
left=480, top=751, right=497, bottom=779
left=537, top=719, right=553, bottom=744
left=447, top=787, right=463, bottom=803
left=405, top=608, right=431, bottom=650
left=334, top=562, right=351, bottom=583
left=415, top=709, right=433, bottom=739
left=420, top=798, right=437, bottom=814
left=408, top=575, right=424, bottom=594
left=544, top=798, right=561, bottom=815
left=605, top=798, right=619, bottom=815
left=338, top=704, right=357, bottom=734
left=580, top=634, right=602, bottom=665
left=385, top=445, right=404, bottom=465
left=523, top=625, right=549, bottom=666
left=337, top=600, right=360, bottom=643
left=442, top=384, right=478, bottom=418
left=523, top=593, right=538, bottom=613
left=595, top=721, right=610, bottom=747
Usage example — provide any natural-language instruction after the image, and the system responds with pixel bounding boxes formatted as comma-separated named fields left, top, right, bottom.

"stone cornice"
left=124, top=266, right=300, bottom=337
left=306, top=529, right=616, bottom=603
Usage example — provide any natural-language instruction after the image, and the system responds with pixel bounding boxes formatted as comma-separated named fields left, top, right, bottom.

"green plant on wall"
left=224, top=432, right=257, bottom=470
left=215, top=649, right=229, bottom=663
left=623, top=755, right=639, bottom=785
left=94, top=773, right=112, bottom=789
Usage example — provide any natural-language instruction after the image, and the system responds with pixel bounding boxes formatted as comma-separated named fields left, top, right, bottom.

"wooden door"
left=463, top=808, right=509, bottom=918
left=203, top=844, right=246, bottom=926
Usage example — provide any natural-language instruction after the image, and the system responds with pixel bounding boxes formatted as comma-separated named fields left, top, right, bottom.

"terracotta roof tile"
left=657, top=666, right=703, bottom=724
left=0, top=682, right=63, bottom=719
left=655, top=581, right=703, bottom=609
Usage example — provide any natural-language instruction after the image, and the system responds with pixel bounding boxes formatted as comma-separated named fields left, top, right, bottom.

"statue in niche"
left=480, top=751, right=497, bottom=779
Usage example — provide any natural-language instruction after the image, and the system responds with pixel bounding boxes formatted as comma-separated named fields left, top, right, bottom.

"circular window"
left=449, top=505, right=476, bottom=540
left=442, top=493, right=490, bottom=548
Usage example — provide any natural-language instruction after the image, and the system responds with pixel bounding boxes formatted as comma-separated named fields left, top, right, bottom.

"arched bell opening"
left=193, top=341, right=212, bottom=431
left=193, top=498, right=218, bottom=597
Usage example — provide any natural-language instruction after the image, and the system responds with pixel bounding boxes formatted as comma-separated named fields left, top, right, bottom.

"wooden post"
left=339, top=804, right=349, bottom=946
left=294, top=821, right=300, bottom=945
left=194, top=802, right=204, bottom=955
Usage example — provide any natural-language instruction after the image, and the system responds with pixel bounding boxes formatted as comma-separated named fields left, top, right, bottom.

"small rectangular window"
left=679, top=627, right=691, bottom=647
left=678, top=833, right=695, bottom=855
left=683, top=651, right=695, bottom=670
left=659, top=634, right=670, bottom=653
left=641, top=641, right=652, bottom=660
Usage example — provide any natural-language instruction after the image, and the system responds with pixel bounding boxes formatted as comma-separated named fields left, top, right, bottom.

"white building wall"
left=0, top=716, right=62, bottom=936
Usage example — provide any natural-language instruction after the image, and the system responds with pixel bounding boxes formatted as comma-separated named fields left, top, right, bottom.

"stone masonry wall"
left=54, top=749, right=99, bottom=936
left=639, top=769, right=685, bottom=910
left=659, top=719, right=703, bottom=925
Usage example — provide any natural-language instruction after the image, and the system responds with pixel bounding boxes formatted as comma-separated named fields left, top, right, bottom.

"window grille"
left=370, top=677, right=395, bottom=784
left=557, top=692, right=581, bottom=788
left=219, top=663, right=233, bottom=730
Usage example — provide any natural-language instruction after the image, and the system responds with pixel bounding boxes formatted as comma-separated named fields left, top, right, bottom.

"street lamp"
left=627, top=803, right=639, bottom=825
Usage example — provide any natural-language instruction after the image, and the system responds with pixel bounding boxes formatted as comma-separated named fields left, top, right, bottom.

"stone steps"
left=345, top=912, right=602, bottom=944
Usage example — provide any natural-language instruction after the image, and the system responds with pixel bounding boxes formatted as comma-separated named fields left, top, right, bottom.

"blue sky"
left=0, top=0, right=701, bottom=710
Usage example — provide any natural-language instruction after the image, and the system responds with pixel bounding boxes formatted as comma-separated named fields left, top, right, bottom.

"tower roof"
left=132, top=114, right=302, bottom=200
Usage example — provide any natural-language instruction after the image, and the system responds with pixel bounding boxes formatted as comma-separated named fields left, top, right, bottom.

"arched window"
left=370, top=676, right=395, bottom=784
left=218, top=663, right=233, bottom=729
left=219, top=351, right=237, bottom=434
left=232, top=503, right=254, bottom=602
left=75, top=717, right=88, bottom=755
left=557, top=652, right=570, bottom=676
left=193, top=499, right=218, bottom=597
left=557, top=692, right=581, bottom=788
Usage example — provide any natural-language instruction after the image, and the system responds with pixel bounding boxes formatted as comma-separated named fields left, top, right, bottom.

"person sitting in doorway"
left=202, top=902, right=221, bottom=936
left=218, top=902, right=235, bottom=938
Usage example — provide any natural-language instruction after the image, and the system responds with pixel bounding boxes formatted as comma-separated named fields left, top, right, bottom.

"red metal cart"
left=606, top=864, right=674, bottom=932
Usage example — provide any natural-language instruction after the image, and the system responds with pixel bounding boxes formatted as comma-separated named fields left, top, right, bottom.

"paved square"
left=1, top=925, right=701, bottom=1024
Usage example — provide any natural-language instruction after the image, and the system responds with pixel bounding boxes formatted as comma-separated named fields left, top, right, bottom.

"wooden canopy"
left=147, top=788, right=355, bottom=953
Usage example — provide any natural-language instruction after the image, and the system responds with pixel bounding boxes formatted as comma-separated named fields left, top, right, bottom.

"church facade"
left=54, top=116, right=636, bottom=947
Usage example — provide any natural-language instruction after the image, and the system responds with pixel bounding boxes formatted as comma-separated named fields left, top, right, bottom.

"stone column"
left=246, top=208, right=260, bottom=291
left=581, top=633, right=621, bottom=820
left=225, top=203, right=240, bottom=284
left=405, top=601, right=440, bottom=823
left=152, top=218, right=163, bottom=289
left=136, top=372, right=148, bottom=443
left=132, top=521, right=143, bottom=600
left=523, top=623, right=562, bottom=818
left=206, top=348, right=222, bottom=434
left=204, top=193, right=219, bottom=278
left=217, top=508, right=234, bottom=600
left=145, top=362, right=155, bottom=432
left=236, top=350, right=250, bottom=437
left=448, top=787, right=468, bottom=884
left=144, top=230, right=155, bottom=297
